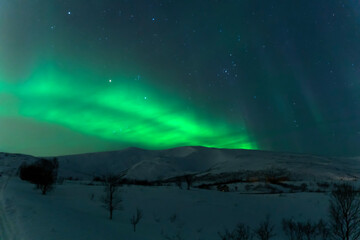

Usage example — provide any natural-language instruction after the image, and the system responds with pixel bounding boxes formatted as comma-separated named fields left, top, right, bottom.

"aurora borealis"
left=1, top=1, right=360, bottom=156
left=7, top=61, right=255, bottom=150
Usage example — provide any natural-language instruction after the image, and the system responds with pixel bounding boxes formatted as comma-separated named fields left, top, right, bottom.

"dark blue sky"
left=0, top=0, right=360, bottom=156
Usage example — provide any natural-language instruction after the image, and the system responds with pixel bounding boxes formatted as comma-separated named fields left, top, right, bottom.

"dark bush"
left=93, top=176, right=104, bottom=182
left=198, top=184, right=211, bottom=190
left=19, top=158, right=58, bottom=195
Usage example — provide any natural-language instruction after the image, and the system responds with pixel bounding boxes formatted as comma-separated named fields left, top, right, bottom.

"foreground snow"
left=2, top=178, right=330, bottom=240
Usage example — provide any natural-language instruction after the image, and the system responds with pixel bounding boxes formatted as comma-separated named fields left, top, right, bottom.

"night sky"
left=1, top=0, right=360, bottom=157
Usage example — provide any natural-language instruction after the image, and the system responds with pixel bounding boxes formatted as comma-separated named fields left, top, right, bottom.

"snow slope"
left=56, top=147, right=360, bottom=181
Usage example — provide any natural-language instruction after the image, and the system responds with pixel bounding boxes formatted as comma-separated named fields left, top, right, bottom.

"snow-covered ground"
left=3, top=178, right=330, bottom=240
left=0, top=147, right=359, bottom=240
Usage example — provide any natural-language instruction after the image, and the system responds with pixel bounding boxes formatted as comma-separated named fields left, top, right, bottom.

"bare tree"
left=329, top=183, right=360, bottom=240
left=101, top=174, right=122, bottom=220
left=254, top=216, right=276, bottom=240
left=130, top=208, right=143, bottom=232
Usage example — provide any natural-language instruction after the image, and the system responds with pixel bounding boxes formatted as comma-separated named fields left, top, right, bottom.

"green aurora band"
left=1, top=61, right=257, bottom=151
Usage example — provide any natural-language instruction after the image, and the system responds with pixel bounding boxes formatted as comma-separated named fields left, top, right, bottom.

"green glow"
left=4, top=61, right=257, bottom=151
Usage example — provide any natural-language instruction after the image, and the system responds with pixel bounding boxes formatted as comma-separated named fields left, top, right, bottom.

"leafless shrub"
left=130, top=208, right=143, bottom=232
left=218, top=223, right=252, bottom=240
left=235, top=223, right=253, bottom=240
left=282, top=218, right=329, bottom=240
left=254, top=216, right=276, bottom=240
left=282, top=218, right=302, bottom=240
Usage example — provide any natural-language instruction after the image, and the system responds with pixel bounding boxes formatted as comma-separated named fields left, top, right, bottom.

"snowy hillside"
left=55, top=146, right=360, bottom=182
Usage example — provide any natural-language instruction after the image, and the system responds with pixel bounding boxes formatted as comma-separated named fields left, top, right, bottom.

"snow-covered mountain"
left=2, top=146, right=359, bottom=182
left=57, top=146, right=360, bottom=181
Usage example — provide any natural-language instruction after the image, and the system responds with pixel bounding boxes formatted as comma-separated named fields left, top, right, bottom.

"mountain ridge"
left=1, top=146, right=359, bottom=182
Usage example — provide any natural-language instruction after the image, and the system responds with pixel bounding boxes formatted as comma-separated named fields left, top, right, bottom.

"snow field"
left=3, top=177, right=330, bottom=240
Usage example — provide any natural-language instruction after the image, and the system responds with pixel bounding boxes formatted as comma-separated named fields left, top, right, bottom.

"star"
left=109, top=79, right=112, bottom=83
left=67, top=11, right=71, bottom=15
